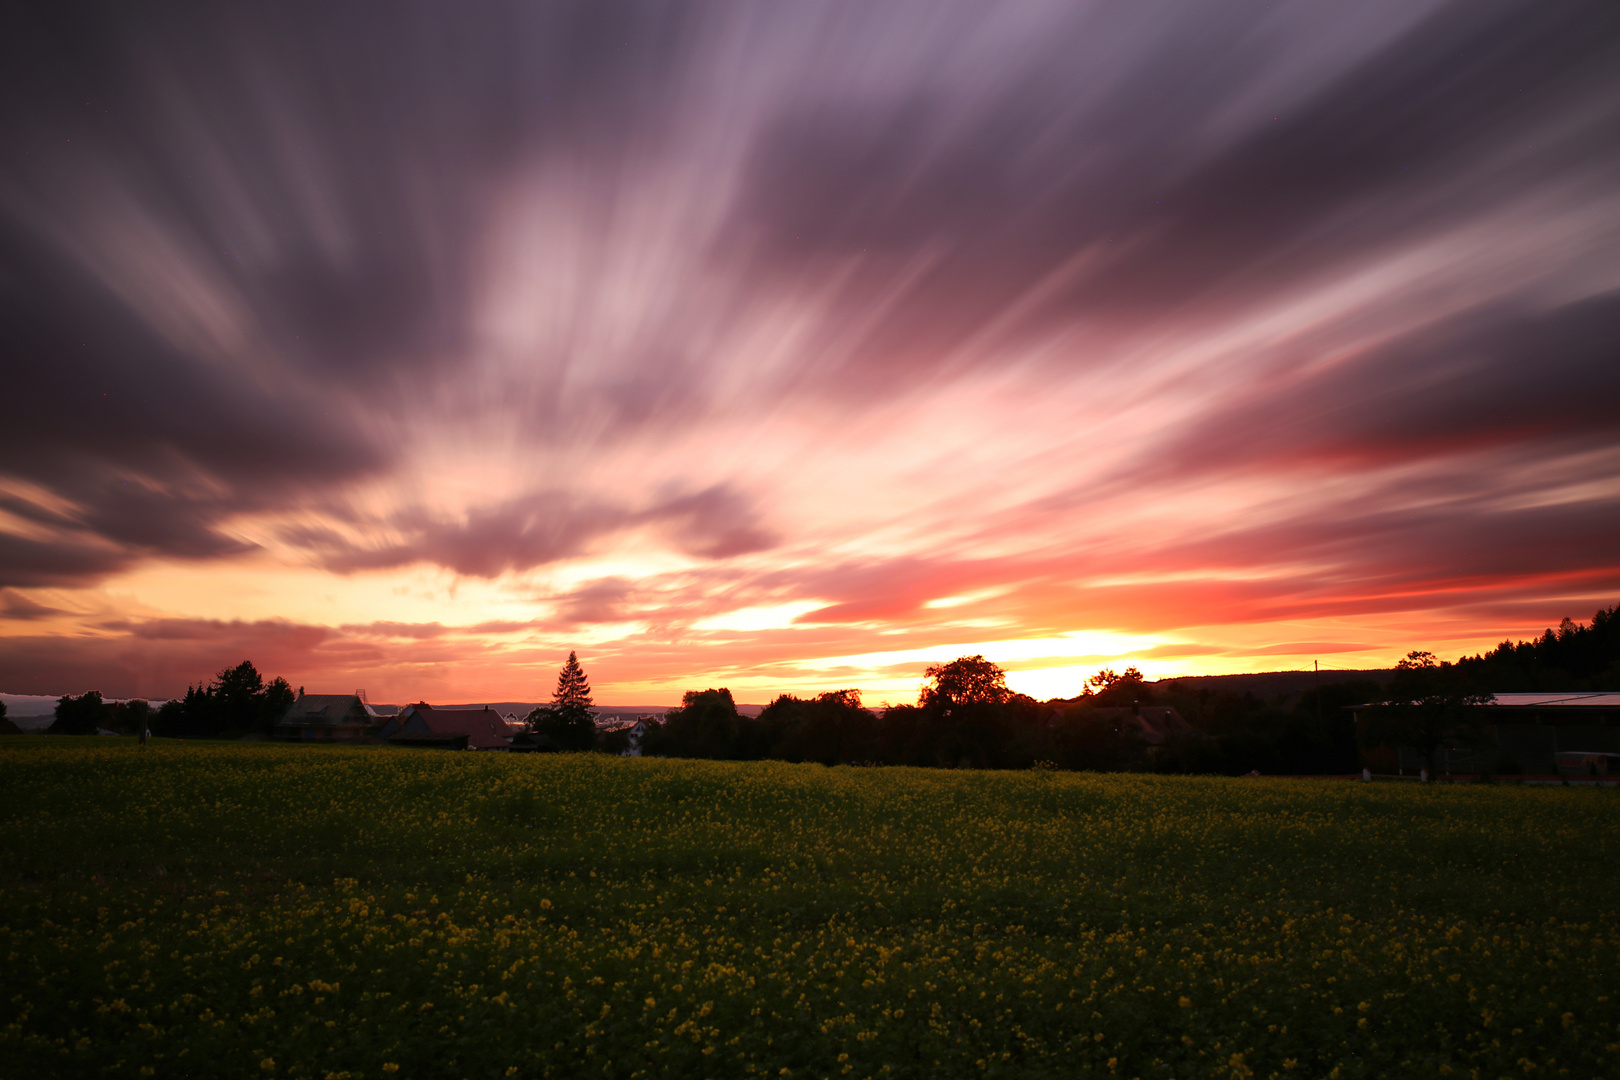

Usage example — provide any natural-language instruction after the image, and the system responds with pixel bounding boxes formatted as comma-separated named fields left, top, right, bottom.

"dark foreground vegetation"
left=2, top=741, right=1616, bottom=1079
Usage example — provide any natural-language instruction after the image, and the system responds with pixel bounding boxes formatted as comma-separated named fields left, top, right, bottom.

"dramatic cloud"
left=2, top=1, right=1617, bottom=701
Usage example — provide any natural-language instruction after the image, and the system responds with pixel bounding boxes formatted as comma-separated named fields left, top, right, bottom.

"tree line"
left=28, top=604, right=1618, bottom=774
left=47, top=661, right=295, bottom=738
left=585, top=604, right=1620, bottom=775
left=630, top=657, right=1373, bottom=774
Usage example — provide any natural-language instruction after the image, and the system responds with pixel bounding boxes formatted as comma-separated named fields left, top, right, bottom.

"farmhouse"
left=273, top=691, right=382, bottom=742
left=596, top=715, right=659, bottom=756
left=378, top=703, right=516, bottom=750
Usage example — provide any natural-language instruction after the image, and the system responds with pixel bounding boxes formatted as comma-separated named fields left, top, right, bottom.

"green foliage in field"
left=1, top=741, right=1617, bottom=1079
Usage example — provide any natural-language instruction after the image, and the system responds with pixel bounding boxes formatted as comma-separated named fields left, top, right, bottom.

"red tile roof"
left=396, top=705, right=514, bottom=750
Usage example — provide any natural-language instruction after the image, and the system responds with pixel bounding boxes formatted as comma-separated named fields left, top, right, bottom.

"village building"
left=378, top=703, right=516, bottom=750
left=272, top=691, right=382, bottom=742
left=594, top=714, right=658, bottom=756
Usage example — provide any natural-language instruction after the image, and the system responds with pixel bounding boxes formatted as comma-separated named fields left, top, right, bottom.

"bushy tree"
left=50, top=690, right=109, bottom=735
left=111, top=699, right=151, bottom=735
left=526, top=652, right=597, bottom=751
left=1363, top=651, right=1490, bottom=775
left=1082, top=666, right=1150, bottom=705
left=919, top=655, right=1010, bottom=708
left=759, top=689, right=876, bottom=764
left=149, top=660, right=295, bottom=738
left=258, top=678, right=296, bottom=733
left=647, top=689, right=739, bottom=758
left=213, top=661, right=264, bottom=730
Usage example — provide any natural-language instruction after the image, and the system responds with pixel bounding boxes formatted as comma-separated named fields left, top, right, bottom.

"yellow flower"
left=382, top=1066, right=400, bottom=1075
left=1178, top=996, right=1191, bottom=1008
left=260, top=1059, right=275, bottom=1072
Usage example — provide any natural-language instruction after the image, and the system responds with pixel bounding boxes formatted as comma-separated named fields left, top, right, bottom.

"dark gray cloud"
left=1137, top=292, right=1620, bottom=479
left=0, top=588, right=60, bottom=619
left=288, top=485, right=776, bottom=578
left=729, top=0, right=1620, bottom=384
left=0, top=0, right=696, bottom=584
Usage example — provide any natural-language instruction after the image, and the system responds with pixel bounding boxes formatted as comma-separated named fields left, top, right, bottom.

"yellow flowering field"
left=1, top=741, right=1617, bottom=1079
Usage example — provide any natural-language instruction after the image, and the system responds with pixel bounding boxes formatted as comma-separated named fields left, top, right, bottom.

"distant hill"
left=1153, top=669, right=1393, bottom=701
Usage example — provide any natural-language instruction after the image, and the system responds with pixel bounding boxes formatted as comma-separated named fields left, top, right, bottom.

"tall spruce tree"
left=527, top=651, right=597, bottom=751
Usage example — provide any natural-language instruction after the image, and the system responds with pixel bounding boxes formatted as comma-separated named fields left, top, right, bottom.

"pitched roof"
left=397, top=705, right=514, bottom=750
left=281, top=693, right=378, bottom=725
left=1485, top=692, right=1620, bottom=708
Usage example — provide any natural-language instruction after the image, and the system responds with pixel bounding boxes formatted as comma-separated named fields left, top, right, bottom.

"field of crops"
left=2, top=740, right=1617, bottom=1079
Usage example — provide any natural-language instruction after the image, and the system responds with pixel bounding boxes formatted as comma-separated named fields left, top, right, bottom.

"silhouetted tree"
left=149, top=660, right=296, bottom=738
left=214, top=661, right=265, bottom=730
left=759, top=689, right=877, bottom=764
left=153, top=683, right=218, bottom=737
left=906, top=658, right=1043, bottom=768
left=1363, top=651, right=1490, bottom=775
left=526, top=652, right=597, bottom=751
left=258, top=678, right=296, bottom=734
left=50, top=690, right=109, bottom=735
left=919, top=655, right=1011, bottom=708
left=648, top=689, right=739, bottom=758
left=111, top=699, right=151, bottom=735
left=1453, top=604, right=1620, bottom=691
left=1082, top=666, right=1150, bottom=705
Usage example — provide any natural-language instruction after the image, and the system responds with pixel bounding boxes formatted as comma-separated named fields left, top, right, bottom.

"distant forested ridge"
left=1454, top=604, right=1620, bottom=691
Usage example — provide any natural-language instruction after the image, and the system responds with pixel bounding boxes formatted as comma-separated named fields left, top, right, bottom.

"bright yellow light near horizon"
left=690, top=601, right=830, bottom=633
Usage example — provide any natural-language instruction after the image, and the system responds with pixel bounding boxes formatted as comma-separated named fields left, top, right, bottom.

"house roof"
left=1350, top=692, right=1620, bottom=710
left=1485, top=692, right=1620, bottom=708
left=401, top=705, right=514, bottom=749
left=389, top=731, right=470, bottom=747
left=280, top=693, right=379, bottom=725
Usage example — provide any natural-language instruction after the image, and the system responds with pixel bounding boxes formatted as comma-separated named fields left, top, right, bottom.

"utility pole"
left=1314, top=659, right=1323, bottom=727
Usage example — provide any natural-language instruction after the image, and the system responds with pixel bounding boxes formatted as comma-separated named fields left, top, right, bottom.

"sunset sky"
left=2, top=1, right=1618, bottom=706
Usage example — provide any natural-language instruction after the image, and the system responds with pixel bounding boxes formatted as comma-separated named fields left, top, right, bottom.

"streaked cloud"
left=2, top=1, right=1617, bottom=701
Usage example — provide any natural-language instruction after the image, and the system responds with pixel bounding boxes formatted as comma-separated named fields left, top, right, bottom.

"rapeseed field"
left=1, top=741, right=1616, bottom=1079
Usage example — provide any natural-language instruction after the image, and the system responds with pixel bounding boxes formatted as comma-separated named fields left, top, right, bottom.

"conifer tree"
left=553, top=650, right=593, bottom=718
left=527, top=651, right=597, bottom=751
